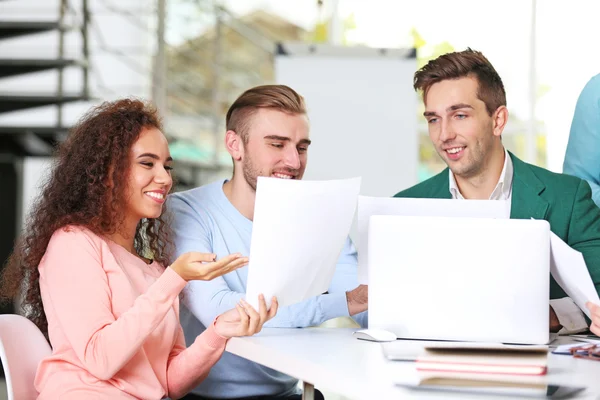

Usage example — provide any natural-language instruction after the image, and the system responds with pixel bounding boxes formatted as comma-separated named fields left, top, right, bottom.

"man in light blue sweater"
left=564, top=73, right=600, bottom=207
left=169, top=85, right=368, bottom=400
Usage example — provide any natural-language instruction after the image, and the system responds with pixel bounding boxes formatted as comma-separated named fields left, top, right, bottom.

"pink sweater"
left=35, top=226, right=227, bottom=399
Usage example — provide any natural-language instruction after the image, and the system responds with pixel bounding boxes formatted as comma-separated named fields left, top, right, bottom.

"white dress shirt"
left=448, top=149, right=587, bottom=334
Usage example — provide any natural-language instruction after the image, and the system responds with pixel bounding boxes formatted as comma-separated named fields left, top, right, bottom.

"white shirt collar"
left=449, top=149, right=513, bottom=200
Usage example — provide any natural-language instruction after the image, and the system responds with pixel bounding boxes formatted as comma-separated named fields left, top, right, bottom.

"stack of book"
left=415, top=342, right=548, bottom=376
left=383, top=341, right=555, bottom=396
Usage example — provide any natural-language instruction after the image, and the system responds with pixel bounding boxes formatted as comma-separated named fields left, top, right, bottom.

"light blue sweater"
left=168, top=180, right=367, bottom=398
left=564, top=73, right=600, bottom=207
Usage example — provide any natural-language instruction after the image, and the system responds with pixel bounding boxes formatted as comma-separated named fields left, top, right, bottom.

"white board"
left=275, top=43, right=418, bottom=197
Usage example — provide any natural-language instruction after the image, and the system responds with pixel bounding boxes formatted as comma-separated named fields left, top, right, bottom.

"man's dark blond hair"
left=226, top=85, right=307, bottom=144
left=414, top=48, right=506, bottom=116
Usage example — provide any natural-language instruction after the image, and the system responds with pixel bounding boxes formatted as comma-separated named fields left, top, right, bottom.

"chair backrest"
left=0, top=314, right=51, bottom=400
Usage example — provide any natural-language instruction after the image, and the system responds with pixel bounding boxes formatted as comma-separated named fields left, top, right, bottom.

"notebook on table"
left=382, top=340, right=549, bottom=375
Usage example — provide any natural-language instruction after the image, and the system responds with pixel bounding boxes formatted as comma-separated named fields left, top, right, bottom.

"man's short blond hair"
left=225, top=85, right=307, bottom=143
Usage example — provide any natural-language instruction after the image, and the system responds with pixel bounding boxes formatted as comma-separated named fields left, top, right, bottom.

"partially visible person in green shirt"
left=395, top=49, right=600, bottom=335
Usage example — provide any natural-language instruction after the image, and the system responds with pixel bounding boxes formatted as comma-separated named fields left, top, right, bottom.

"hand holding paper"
left=586, top=302, right=600, bottom=335
left=550, top=232, right=600, bottom=319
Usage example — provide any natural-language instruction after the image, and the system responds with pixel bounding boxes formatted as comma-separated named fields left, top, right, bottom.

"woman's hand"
left=170, top=252, right=248, bottom=282
left=215, top=295, right=278, bottom=338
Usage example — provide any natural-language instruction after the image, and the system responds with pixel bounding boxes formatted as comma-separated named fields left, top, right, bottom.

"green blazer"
left=394, top=151, right=600, bottom=300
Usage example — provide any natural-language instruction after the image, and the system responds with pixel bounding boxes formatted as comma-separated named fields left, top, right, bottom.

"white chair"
left=0, top=314, right=51, bottom=400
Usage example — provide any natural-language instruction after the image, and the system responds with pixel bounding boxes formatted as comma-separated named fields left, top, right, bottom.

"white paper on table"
left=245, top=176, right=361, bottom=310
left=357, top=196, right=510, bottom=284
left=549, top=232, right=600, bottom=319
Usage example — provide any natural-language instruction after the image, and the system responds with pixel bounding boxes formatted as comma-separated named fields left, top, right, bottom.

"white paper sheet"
left=357, top=196, right=510, bottom=284
left=550, top=232, right=600, bottom=319
left=245, top=176, right=361, bottom=310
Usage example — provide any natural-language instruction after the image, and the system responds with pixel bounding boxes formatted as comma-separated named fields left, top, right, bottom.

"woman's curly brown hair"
left=0, top=98, right=174, bottom=336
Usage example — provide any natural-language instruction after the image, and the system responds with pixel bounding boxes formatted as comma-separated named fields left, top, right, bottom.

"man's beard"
left=442, top=136, right=493, bottom=180
left=241, top=153, right=300, bottom=191
left=242, top=152, right=262, bottom=192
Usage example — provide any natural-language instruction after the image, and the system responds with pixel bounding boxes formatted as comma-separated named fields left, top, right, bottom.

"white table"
left=226, top=328, right=600, bottom=400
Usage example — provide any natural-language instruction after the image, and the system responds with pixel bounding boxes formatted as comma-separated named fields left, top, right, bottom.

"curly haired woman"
left=0, top=99, right=277, bottom=400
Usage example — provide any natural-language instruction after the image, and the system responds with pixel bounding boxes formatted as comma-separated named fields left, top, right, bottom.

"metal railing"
left=57, top=0, right=90, bottom=127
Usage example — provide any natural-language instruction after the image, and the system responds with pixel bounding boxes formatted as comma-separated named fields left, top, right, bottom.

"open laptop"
left=368, top=215, right=551, bottom=345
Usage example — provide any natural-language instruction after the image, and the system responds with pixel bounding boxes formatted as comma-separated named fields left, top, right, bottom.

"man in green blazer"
left=394, top=48, right=600, bottom=334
